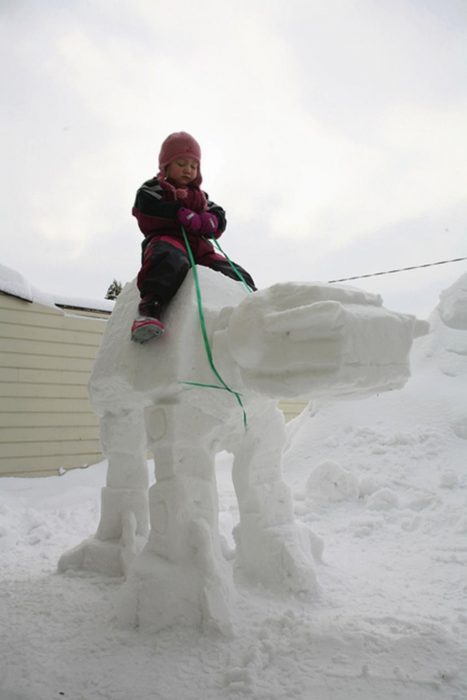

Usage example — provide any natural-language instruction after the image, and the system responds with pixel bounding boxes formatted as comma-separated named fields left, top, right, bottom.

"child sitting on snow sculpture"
left=131, top=131, right=256, bottom=343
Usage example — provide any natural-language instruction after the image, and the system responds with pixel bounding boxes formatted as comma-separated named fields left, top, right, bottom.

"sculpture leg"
left=58, top=409, right=149, bottom=576
left=232, top=404, right=320, bottom=594
left=119, top=405, right=234, bottom=633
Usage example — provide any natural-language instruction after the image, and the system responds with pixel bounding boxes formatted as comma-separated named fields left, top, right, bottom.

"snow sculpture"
left=59, top=268, right=416, bottom=632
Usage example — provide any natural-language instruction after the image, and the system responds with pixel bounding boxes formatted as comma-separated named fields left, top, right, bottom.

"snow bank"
left=427, top=271, right=467, bottom=378
left=437, top=271, right=467, bottom=330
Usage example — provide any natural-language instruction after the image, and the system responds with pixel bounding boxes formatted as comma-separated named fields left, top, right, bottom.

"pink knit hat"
left=158, top=132, right=202, bottom=185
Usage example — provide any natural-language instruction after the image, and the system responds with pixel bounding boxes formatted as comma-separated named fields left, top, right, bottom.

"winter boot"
left=131, top=301, right=165, bottom=343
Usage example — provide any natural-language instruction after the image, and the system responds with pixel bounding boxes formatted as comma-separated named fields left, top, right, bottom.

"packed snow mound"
left=427, top=271, right=467, bottom=377
left=437, top=271, right=467, bottom=330
left=305, top=460, right=360, bottom=503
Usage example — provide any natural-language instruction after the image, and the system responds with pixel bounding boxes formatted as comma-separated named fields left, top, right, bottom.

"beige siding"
left=0, top=292, right=108, bottom=477
left=278, top=399, right=308, bottom=423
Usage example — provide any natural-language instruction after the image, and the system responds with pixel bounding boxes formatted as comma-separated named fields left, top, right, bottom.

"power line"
left=328, top=256, right=467, bottom=284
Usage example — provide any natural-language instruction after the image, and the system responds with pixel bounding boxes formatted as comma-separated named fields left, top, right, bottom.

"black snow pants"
left=137, top=239, right=256, bottom=315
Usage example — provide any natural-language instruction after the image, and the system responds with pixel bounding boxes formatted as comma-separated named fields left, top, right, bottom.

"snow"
left=1, top=271, right=467, bottom=699
left=437, top=273, right=467, bottom=330
left=0, top=263, right=33, bottom=302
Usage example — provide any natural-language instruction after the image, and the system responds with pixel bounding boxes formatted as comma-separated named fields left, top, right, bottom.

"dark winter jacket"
left=132, top=177, right=227, bottom=261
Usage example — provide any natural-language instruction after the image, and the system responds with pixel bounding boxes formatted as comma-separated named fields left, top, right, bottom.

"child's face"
left=166, top=158, right=199, bottom=186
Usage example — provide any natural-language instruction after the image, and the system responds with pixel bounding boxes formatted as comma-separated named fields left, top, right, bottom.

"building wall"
left=278, top=399, right=308, bottom=423
left=0, top=292, right=108, bottom=477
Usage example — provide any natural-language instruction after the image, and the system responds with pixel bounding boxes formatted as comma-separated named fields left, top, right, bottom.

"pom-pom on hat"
left=158, top=131, right=202, bottom=185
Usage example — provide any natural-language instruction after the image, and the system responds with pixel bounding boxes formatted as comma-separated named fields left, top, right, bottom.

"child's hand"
left=199, top=212, right=219, bottom=236
left=177, top=208, right=202, bottom=234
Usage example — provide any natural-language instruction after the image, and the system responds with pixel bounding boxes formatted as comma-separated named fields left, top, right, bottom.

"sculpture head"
left=225, top=281, right=415, bottom=400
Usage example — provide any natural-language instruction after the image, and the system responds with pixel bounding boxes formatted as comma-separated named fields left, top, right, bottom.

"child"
left=131, top=131, right=256, bottom=343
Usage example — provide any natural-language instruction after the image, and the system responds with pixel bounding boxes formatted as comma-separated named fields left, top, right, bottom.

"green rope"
left=210, top=236, right=254, bottom=293
left=182, top=380, right=237, bottom=391
left=180, top=227, right=248, bottom=429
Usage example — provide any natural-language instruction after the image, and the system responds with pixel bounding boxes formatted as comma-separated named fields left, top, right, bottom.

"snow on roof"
left=0, top=263, right=33, bottom=302
left=0, top=263, right=114, bottom=313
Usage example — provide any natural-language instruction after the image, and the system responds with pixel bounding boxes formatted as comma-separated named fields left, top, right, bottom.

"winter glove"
left=199, top=212, right=219, bottom=236
left=177, top=208, right=202, bottom=235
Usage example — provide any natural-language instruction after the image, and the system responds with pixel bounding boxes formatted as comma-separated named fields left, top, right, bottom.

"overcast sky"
left=1, top=0, right=466, bottom=318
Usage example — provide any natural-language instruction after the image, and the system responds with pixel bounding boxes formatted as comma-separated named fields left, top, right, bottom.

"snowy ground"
left=1, top=286, right=467, bottom=699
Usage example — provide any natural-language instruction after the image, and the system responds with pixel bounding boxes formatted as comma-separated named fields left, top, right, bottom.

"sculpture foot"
left=235, top=521, right=321, bottom=595
left=119, top=519, right=234, bottom=634
left=58, top=513, right=146, bottom=577
left=58, top=537, right=124, bottom=576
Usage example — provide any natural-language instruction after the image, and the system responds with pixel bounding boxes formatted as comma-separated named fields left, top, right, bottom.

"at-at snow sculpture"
left=59, top=268, right=416, bottom=632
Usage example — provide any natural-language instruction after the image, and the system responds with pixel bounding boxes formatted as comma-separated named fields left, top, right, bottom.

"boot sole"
left=131, top=322, right=165, bottom=344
